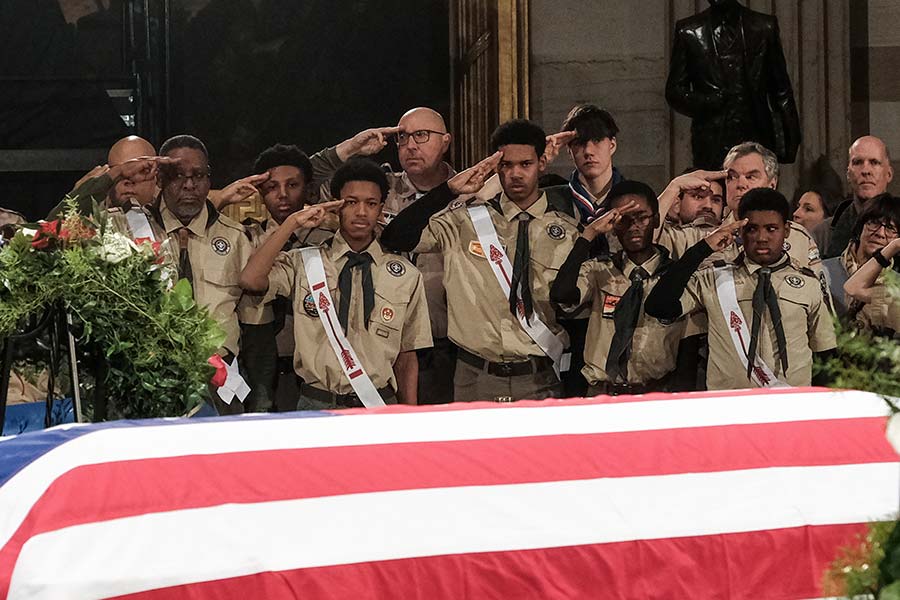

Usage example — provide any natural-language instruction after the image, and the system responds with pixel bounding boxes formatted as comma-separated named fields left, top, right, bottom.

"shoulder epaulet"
left=798, top=265, right=817, bottom=278
left=215, top=211, right=247, bottom=233
left=789, top=221, right=813, bottom=240
left=712, top=259, right=728, bottom=268
left=241, top=216, right=262, bottom=228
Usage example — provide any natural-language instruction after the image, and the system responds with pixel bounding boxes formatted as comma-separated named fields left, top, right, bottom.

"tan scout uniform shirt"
left=262, top=233, right=432, bottom=394
left=0, top=207, right=24, bottom=228
left=380, top=165, right=456, bottom=340
left=153, top=201, right=252, bottom=357
left=860, top=284, right=900, bottom=335
left=414, top=191, right=579, bottom=363
left=681, top=254, right=836, bottom=390
left=567, top=249, right=685, bottom=385
left=657, top=214, right=823, bottom=271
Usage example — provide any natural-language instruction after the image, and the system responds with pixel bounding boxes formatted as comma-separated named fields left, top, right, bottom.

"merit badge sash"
left=713, top=264, right=787, bottom=388
left=467, top=205, right=570, bottom=377
left=300, top=247, right=386, bottom=408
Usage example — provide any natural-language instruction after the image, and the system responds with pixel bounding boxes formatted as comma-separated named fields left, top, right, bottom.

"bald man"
left=107, top=136, right=159, bottom=207
left=814, top=136, right=894, bottom=258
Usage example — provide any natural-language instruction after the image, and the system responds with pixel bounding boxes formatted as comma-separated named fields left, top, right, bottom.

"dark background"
left=0, top=0, right=450, bottom=219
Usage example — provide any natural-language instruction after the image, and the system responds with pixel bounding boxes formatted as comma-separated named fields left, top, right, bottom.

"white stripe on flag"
left=0, top=390, right=889, bottom=551
left=9, top=462, right=899, bottom=600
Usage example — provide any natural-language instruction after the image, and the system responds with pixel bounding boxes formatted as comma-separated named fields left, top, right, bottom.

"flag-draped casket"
left=0, top=387, right=897, bottom=599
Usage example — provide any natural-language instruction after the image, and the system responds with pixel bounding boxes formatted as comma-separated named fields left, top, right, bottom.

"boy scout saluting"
left=550, top=181, right=686, bottom=395
left=240, top=159, right=432, bottom=409
left=645, top=188, right=837, bottom=390
left=381, top=119, right=580, bottom=402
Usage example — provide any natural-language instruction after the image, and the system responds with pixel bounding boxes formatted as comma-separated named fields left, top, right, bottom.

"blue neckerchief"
left=567, top=168, right=624, bottom=224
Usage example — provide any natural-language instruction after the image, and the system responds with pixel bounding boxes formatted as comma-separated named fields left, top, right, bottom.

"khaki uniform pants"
left=453, top=359, right=563, bottom=403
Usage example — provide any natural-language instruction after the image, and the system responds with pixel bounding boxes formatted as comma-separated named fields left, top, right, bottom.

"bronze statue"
left=666, top=0, right=801, bottom=170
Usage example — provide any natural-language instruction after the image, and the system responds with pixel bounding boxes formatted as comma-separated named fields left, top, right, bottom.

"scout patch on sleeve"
left=303, top=293, right=318, bottom=317
left=381, top=306, right=395, bottom=323
left=784, top=274, right=805, bottom=289
left=782, top=241, right=791, bottom=252
left=602, top=294, right=621, bottom=318
left=547, top=223, right=566, bottom=240
left=386, top=260, right=406, bottom=277
left=448, top=199, right=464, bottom=210
left=211, top=237, right=231, bottom=256
left=809, top=247, right=820, bottom=262
left=468, top=240, right=486, bottom=258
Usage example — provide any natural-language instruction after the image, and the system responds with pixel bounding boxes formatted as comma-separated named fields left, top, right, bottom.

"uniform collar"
left=741, top=252, right=790, bottom=275
left=499, top=191, right=548, bottom=222
left=330, top=231, right=384, bottom=265
left=622, top=249, right=664, bottom=279
left=158, top=200, right=216, bottom=238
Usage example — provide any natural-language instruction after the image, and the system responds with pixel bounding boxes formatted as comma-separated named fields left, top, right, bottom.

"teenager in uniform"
left=645, top=188, right=837, bottom=390
left=240, top=158, right=432, bottom=409
left=381, top=119, right=580, bottom=402
left=551, top=181, right=685, bottom=395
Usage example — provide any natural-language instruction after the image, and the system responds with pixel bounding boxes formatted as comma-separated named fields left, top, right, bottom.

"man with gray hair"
left=656, top=141, right=822, bottom=271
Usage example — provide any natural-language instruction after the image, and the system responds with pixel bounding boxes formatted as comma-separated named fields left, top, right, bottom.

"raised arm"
left=844, top=238, right=900, bottom=303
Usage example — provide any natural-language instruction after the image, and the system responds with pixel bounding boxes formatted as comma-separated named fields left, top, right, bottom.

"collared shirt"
left=380, top=164, right=456, bottom=340
left=261, top=232, right=432, bottom=394
left=414, top=191, right=580, bottom=362
left=657, top=213, right=823, bottom=271
left=568, top=248, right=685, bottom=385
left=239, top=218, right=335, bottom=359
left=680, top=253, right=837, bottom=390
left=154, top=200, right=253, bottom=357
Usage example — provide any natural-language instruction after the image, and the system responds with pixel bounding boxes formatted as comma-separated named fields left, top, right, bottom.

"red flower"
left=30, top=220, right=60, bottom=249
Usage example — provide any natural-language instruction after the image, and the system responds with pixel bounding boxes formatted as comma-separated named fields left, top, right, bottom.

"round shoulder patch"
left=448, top=199, right=464, bottom=211
left=386, top=260, right=406, bottom=277
left=546, top=223, right=566, bottom=240
left=782, top=241, right=792, bottom=252
left=303, top=293, right=319, bottom=317
left=784, top=274, right=805, bottom=289
left=211, top=237, right=231, bottom=256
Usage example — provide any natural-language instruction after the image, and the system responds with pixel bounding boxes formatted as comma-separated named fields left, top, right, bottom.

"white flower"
left=95, top=231, right=139, bottom=264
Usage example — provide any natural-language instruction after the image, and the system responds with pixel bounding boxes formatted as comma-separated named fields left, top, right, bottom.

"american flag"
left=0, top=387, right=896, bottom=599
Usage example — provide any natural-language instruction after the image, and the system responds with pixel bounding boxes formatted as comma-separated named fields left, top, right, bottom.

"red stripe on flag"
left=1, top=416, right=893, bottom=591
left=112, top=523, right=867, bottom=600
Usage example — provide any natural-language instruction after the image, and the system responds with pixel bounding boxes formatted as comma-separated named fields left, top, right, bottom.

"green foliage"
left=0, top=201, right=224, bottom=419
left=823, top=521, right=896, bottom=597
left=814, top=274, right=900, bottom=398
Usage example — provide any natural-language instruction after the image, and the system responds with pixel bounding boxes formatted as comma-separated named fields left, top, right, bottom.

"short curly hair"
left=252, top=143, right=312, bottom=183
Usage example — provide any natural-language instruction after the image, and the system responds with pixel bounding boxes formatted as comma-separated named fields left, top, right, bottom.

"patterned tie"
left=176, top=228, right=193, bottom=284
left=605, top=266, right=649, bottom=384
left=509, top=212, right=534, bottom=321
left=338, top=251, right=375, bottom=333
left=746, top=267, right=789, bottom=380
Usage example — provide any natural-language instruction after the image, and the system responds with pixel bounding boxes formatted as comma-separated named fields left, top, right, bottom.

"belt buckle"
left=494, top=396, right=514, bottom=403
left=495, top=362, right=514, bottom=377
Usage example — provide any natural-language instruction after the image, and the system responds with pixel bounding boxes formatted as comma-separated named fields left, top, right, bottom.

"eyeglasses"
left=395, top=129, right=445, bottom=146
left=864, top=220, right=899, bottom=237
left=167, top=171, right=211, bottom=186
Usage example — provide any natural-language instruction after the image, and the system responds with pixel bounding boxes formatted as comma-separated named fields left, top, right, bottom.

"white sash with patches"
left=126, top=209, right=156, bottom=242
left=467, top=204, right=570, bottom=377
left=713, top=264, right=787, bottom=388
left=299, top=247, right=386, bottom=408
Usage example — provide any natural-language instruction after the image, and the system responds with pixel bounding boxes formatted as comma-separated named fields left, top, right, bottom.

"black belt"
left=457, top=348, right=554, bottom=377
left=299, top=383, right=394, bottom=408
left=590, top=374, right=671, bottom=396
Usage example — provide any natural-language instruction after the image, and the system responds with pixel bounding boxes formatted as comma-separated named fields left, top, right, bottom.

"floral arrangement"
left=0, top=198, right=224, bottom=419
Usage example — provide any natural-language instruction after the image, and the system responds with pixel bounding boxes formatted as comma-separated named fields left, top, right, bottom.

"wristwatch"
left=873, top=248, right=891, bottom=268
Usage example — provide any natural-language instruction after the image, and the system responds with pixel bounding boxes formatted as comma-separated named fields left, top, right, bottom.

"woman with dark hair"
left=791, top=155, right=844, bottom=232
left=824, top=194, right=900, bottom=335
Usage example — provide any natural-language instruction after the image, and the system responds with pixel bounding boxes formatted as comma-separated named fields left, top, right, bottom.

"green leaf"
left=881, top=581, right=900, bottom=600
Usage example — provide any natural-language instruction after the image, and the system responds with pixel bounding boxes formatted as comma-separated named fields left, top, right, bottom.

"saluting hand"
left=704, top=218, right=748, bottom=252
left=216, top=172, right=270, bottom=207
left=581, top=200, right=640, bottom=241
left=670, top=169, right=728, bottom=194
left=111, top=155, right=181, bottom=184
left=542, top=131, right=577, bottom=165
left=291, top=199, right=344, bottom=230
left=343, top=126, right=402, bottom=158
left=448, top=151, right=502, bottom=196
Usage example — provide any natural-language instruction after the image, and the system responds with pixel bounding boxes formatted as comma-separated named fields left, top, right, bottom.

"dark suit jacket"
left=665, top=6, right=800, bottom=166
